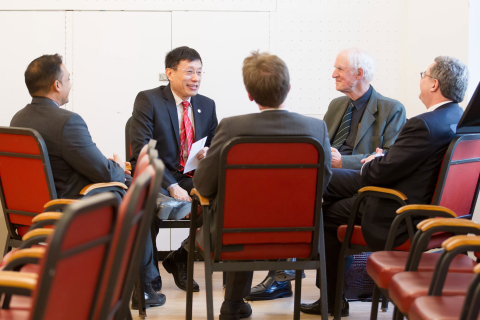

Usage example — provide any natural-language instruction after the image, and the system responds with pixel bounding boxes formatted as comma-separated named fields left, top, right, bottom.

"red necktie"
left=179, top=101, right=194, bottom=177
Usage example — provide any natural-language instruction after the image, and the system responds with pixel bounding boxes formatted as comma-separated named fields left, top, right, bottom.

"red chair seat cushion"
left=389, top=271, right=474, bottom=313
left=8, top=296, right=32, bottom=311
left=0, top=309, right=30, bottom=320
left=196, top=241, right=312, bottom=260
left=367, top=251, right=475, bottom=289
left=16, top=226, right=30, bottom=237
left=337, top=225, right=452, bottom=251
left=409, top=296, right=468, bottom=320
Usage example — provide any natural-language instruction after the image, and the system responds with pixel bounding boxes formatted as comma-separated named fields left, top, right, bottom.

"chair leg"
left=204, top=258, right=214, bottom=320
left=318, top=211, right=329, bottom=320
left=186, top=203, right=198, bottom=320
left=3, top=236, right=11, bottom=257
left=370, top=285, right=381, bottom=320
left=333, top=252, right=348, bottom=320
left=293, top=270, right=302, bottom=320
left=136, top=275, right=146, bottom=318
left=393, top=306, right=403, bottom=320
left=381, top=293, right=389, bottom=312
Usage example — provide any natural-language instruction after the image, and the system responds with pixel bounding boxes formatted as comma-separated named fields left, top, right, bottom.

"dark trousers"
left=225, top=269, right=254, bottom=301
left=316, top=169, right=364, bottom=302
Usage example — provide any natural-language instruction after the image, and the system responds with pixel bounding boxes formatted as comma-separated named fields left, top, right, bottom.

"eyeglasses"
left=420, top=71, right=436, bottom=80
left=172, top=68, right=204, bottom=77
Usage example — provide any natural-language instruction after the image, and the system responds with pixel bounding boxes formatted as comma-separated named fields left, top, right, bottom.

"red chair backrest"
left=432, top=134, right=480, bottom=218
left=214, top=136, right=325, bottom=260
left=29, top=193, right=119, bottom=320
left=0, top=127, right=56, bottom=228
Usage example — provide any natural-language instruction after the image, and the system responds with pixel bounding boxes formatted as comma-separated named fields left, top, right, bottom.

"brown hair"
left=242, top=51, right=290, bottom=108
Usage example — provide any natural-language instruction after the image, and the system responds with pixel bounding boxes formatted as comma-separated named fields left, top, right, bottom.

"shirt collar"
left=427, top=100, right=452, bottom=112
left=260, top=108, right=289, bottom=113
left=171, top=89, right=191, bottom=107
left=350, top=85, right=373, bottom=111
left=31, top=96, right=59, bottom=107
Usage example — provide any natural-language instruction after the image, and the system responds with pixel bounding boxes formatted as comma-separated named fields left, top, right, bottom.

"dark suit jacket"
left=10, top=97, right=125, bottom=199
left=129, top=84, right=218, bottom=189
left=193, top=109, right=333, bottom=249
left=324, top=87, right=406, bottom=170
left=360, top=102, right=463, bottom=250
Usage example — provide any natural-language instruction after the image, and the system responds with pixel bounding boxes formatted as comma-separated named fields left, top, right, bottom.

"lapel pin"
left=197, top=109, right=201, bottom=113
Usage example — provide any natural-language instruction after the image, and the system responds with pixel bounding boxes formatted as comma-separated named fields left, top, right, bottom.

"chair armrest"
left=428, top=235, right=480, bottom=296
left=406, top=218, right=480, bottom=271
left=19, top=229, right=53, bottom=250
left=79, top=182, right=128, bottom=196
left=341, top=186, right=408, bottom=248
left=0, top=272, right=38, bottom=307
left=190, top=188, right=210, bottom=206
left=43, top=199, right=78, bottom=212
left=32, top=212, right=63, bottom=223
left=359, top=186, right=408, bottom=200
left=474, top=264, right=480, bottom=274
left=384, top=205, right=457, bottom=250
left=3, top=248, right=45, bottom=271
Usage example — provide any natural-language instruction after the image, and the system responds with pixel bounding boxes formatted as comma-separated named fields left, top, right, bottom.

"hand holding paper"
left=184, top=136, right=207, bottom=173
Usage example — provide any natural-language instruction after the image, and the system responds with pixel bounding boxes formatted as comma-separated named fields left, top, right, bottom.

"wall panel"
left=72, top=11, right=172, bottom=160
left=276, top=0, right=403, bottom=116
left=0, top=11, right=66, bottom=126
left=0, top=0, right=274, bottom=12
left=172, top=11, right=271, bottom=121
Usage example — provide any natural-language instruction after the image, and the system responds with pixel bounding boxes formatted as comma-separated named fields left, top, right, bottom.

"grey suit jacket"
left=193, top=109, right=332, bottom=250
left=324, top=87, right=406, bottom=170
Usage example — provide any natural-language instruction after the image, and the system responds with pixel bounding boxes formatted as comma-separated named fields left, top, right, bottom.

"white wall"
left=0, top=0, right=477, bottom=251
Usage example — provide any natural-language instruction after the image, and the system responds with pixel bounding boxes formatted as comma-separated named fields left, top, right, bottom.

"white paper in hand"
left=184, top=136, right=207, bottom=173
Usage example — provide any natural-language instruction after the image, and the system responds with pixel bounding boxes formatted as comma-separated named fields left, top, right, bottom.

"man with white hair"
left=246, top=48, right=407, bottom=302
left=326, top=48, right=406, bottom=170
left=300, top=55, right=468, bottom=316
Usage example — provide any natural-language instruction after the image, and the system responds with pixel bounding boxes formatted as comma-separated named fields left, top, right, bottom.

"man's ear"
left=166, top=68, right=173, bottom=81
left=52, top=80, right=61, bottom=93
left=247, top=93, right=254, bottom=101
left=356, top=68, right=365, bottom=80
left=431, top=79, right=440, bottom=93
left=288, top=84, right=291, bottom=93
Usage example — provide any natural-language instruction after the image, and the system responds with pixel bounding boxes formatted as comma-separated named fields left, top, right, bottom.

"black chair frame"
left=186, top=136, right=329, bottom=320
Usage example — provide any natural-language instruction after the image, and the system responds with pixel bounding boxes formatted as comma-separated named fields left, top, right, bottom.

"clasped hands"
left=330, top=147, right=384, bottom=168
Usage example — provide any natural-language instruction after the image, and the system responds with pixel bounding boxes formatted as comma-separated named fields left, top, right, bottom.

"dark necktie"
left=332, top=103, right=354, bottom=149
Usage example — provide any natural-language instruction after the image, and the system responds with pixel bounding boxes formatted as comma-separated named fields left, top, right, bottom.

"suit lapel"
left=191, top=95, right=204, bottom=142
left=354, top=88, right=377, bottom=148
left=162, top=84, right=180, bottom=147
left=329, top=101, right=349, bottom=140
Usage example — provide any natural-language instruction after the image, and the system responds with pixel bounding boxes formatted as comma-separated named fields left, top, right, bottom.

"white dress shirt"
left=427, top=100, right=452, bottom=112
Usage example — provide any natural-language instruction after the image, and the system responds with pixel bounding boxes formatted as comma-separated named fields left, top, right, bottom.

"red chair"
left=0, top=127, right=57, bottom=254
left=388, top=234, right=480, bottom=320
left=0, top=191, right=120, bottom=320
left=333, top=133, right=480, bottom=320
left=408, top=262, right=480, bottom=320
left=186, top=136, right=330, bottom=320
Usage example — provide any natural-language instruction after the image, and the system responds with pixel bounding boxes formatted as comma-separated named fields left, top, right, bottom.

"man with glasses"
left=300, top=56, right=468, bottom=316
left=129, top=47, right=218, bottom=303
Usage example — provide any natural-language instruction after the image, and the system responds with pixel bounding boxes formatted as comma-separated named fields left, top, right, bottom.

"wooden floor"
left=131, top=262, right=394, bottom=320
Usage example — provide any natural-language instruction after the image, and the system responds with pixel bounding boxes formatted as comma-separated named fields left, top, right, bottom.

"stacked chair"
left=0, top=136, right=165, bottom=320
left=332, top=133, right=480, bottom=320
left=186, top=136, right=330, bottom=320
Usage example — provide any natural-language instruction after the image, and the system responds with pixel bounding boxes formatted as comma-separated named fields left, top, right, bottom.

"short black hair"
left=165, top=46, right=202, bottom=69
left=24, top=54, right=63, bottom=96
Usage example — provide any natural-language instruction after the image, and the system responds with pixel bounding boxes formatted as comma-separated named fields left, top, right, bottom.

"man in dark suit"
left=247, top=47, right=406, bottom=302
left=11, top=54, right=166, bottom=309
left=129, top=46, right=218, bottom=292
left=300, top=56, right=469, bottom=316
left=193, top=51, right=332, bottom=320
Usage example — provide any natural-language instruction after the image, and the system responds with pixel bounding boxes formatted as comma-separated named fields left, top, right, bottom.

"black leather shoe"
left=244, top=274, right=292, bottom=301
left=131, top=283, right=166, bottom=309
left=219, top=300, right=252, bottom=320
left=156, top=194, right=191, bottom=220
left=299, top=298, right=349, bottom=316
left=162, top=251, right=199, bottom=292
left=151, top=275, right=162, bottom=292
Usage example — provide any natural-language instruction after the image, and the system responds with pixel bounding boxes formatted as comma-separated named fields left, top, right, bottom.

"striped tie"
left=332, top=103, right=354, bottom=149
